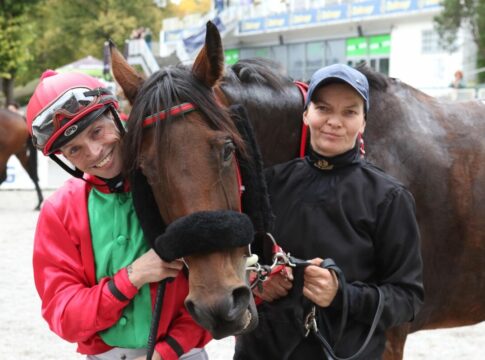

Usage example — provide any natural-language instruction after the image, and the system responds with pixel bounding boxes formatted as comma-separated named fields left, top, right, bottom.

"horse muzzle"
left=153, top=210, right=258, bottom=338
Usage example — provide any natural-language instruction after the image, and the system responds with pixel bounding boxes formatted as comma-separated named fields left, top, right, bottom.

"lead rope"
left=146, top=280, right=168, bottom=360
left=246, top=238, right=384, bottom=360
left=308, top=286, right=384, bottom=360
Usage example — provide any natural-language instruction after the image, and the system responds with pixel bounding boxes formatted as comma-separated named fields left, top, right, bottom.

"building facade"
left=161, top=0, right=477, bottom=90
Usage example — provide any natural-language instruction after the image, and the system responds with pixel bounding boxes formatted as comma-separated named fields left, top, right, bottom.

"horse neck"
left=365, top=82, right=451, bottom=189
left=221, top=82, right=305, bottom=167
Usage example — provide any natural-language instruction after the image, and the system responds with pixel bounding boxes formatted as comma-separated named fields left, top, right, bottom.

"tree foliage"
left=19, top=0, right=167, bottom=84
left=434, top=0, right=485, bottom=62
left=0, top=0, right=39, bottom=104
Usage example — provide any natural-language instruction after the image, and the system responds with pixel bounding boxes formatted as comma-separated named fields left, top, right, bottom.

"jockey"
left=27, top=70, right=211, bottom=360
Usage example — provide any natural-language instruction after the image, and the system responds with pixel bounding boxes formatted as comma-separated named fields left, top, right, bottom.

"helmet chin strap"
left=49, top=153, right=85, bottom=179
left=109, top=104, right=126, bottom=137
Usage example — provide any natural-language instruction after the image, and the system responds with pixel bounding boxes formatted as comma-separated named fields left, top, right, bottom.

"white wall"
left=3, top=155, right=70, bottom=190
left=390, top=19, right=464, bottom=89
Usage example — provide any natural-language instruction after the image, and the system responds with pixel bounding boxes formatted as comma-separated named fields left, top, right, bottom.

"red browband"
left=142, top=102, right=196, bottom=128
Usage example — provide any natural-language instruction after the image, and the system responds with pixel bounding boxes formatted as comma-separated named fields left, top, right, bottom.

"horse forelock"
left=123, top=65, right=245, bottom=176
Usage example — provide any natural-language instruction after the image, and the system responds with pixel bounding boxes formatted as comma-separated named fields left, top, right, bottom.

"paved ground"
left=0, top=189, right=483, bottom=359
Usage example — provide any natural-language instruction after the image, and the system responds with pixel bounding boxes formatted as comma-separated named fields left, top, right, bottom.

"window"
left=306, top=42, right=325, bottom=79
left=325, top=39, right=346, bottom=66
left=422, top=29, right=443, bottom=54
left=288, top=43, right=305, bottom=80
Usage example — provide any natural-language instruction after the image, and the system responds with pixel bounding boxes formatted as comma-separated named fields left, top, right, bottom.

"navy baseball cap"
left=305, top=64, right=369, bottom=112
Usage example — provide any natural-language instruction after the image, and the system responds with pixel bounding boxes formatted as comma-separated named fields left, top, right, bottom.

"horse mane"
left=225, top=58, right=292, bottom=91
left=357, top=64, right=390, bottom=92
left=123, top=65, right=245, bottom=174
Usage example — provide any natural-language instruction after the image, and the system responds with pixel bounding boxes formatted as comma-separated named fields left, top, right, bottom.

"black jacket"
left=235, top=146, right=424, bottom=359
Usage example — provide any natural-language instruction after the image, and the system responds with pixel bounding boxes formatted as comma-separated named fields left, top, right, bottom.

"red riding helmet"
left=26, top=70, right=119, bottom=155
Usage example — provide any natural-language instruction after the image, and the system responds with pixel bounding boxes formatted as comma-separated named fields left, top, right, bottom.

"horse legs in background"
left=383, top=324, right=410, bottom=360
left=0, top=163, right=6, bottom=184
left=15, top=141, right=44, bottom=210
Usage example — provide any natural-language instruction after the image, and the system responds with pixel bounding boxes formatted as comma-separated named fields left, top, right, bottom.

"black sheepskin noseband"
left=154, top=210, right=254, bottom=262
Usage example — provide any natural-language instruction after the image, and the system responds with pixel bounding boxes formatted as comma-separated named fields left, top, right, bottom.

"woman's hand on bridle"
left=127, top=249, right=184, bottom=289
left=303, top=258, right=338, bottom=307
left=253, top=266, right=293, bottom=302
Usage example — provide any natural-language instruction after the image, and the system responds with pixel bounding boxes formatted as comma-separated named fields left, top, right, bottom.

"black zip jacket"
left=235, top=146, right=424, bottom=360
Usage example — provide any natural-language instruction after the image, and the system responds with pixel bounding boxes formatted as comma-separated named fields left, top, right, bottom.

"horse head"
left=111, top=22, right=258, bottom=339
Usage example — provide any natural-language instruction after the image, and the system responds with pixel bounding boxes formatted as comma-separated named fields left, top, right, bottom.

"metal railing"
left=124, top=39, right=160, bottom=76
left=421, top=87, right=485, bottom=101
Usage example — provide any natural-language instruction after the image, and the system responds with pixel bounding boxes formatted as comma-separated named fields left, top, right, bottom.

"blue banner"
left=265, top=13, right=289, bottom=30
left=350, top=0, right=381, bottom=19
left=238, top=0, right=440, bottom=35
left=420, top=0, right=441, bottom=9
left=183, top=17, right=225, bottom=54
left=315, top=4, right=347, bottom=23
left=384, top=0, right=418, bottom=13
left=239, top=17, right=265, bottom=33
left=290, top=10, right=316, bottom=27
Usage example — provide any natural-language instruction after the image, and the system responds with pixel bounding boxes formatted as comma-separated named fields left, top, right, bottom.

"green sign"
left=346, top=34, right=390, bottom=57
left=346, top=37, right=368, bottom=57
left=225, top=49, right=240, bottom=65
left=369, top=34, right=390, bottom=56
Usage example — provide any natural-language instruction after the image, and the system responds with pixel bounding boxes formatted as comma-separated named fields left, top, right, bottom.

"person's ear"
left=303, top=108, right=309, bottom=126
left=360, top=118, right=366, bottom=134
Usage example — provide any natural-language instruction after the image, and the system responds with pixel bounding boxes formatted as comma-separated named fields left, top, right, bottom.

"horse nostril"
left=229, top=286, right=251, bottom=317
left=185, top=298, right=196, bottom=318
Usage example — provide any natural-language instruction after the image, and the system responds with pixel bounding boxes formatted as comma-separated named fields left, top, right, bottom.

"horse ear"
left=109, top=40, right=145, bottom=105
left=192, top=21, right=224, bottom=88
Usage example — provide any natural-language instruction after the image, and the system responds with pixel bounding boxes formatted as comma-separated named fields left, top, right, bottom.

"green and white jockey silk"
left=89, top=189, right=152, bottom=348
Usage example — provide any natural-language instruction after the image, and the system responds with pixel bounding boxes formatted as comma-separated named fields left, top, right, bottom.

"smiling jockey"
left=27, top=70, right=211, bottom=360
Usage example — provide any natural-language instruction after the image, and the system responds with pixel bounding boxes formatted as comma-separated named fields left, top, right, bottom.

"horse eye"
left=222, top=140, right=236, bottom=162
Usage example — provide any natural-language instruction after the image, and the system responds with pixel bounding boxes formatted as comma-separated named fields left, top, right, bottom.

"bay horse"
left=222, top=57, right=485, bottom=358
left=0, top=109, right=43, bottom=210
left=112, top=22, right=485, bottom=358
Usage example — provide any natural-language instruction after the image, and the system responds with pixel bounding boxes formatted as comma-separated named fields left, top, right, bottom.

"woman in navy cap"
left=235, top=64, right=424, bottom=359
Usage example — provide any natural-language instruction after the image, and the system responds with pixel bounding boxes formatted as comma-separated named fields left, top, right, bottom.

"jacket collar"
left=308, top=143, right=360, bottom=171
left=85, top=173, right=130, bottom=193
